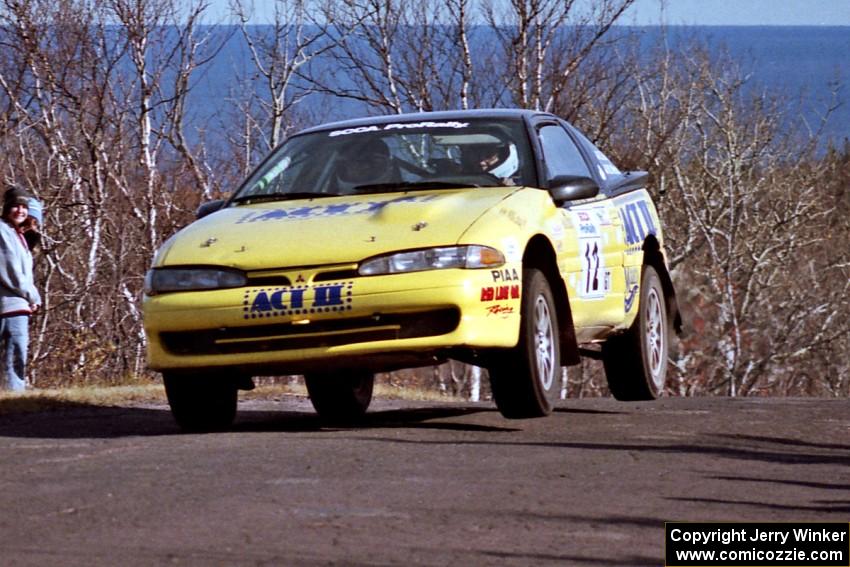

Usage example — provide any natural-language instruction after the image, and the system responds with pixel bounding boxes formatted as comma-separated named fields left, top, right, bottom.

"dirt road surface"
left=0, top=395, right=848, bottom=566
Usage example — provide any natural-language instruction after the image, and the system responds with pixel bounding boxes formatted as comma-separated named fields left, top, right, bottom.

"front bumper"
left=143, top=268, right=523, bottom=374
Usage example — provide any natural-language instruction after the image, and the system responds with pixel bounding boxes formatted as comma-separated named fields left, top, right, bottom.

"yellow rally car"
left=143, top=109, right=682, bottom=431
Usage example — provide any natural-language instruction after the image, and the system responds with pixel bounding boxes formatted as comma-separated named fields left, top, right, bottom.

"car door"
left=535, top=121, right=627, bottom=335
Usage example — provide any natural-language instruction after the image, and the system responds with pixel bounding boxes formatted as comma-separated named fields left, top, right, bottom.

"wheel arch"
left=522, top=235, right=581, bottom=365
left=642, top=235, right=683, bottom=336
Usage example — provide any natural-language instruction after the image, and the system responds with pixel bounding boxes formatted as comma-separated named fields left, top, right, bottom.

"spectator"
left=21, top=197, right=43, bottom=251
left=0, top=187, right=42, bottom=391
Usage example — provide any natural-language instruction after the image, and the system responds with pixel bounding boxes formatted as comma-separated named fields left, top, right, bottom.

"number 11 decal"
left=579, top=237, right=608, bottom=299
left=584, top=241, right=600, bottom=294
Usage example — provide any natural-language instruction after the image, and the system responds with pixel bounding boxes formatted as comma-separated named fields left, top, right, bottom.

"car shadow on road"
left=0, top=402, right=177, bottom=438
left=480, top=549, right=658, bottom=566
left=357, top=435, right=850, bottom=468
left=687, top=473, right=850, bottom=515
left=0, top=401, right=517, bottom=439
left=553, top=407, right=624, bottom=415
left=715, top=432, right=850, bottom=452
left=667, top=496, right=850, bottom=514
left=708, top=474, right=850, bottom=491
left=236, top=404, right=521, bottom=433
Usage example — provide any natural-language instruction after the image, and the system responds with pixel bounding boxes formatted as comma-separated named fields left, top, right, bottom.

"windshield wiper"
left=352, top=181, right=483, bottom=193
left=231, top=191, right=329, bottom=204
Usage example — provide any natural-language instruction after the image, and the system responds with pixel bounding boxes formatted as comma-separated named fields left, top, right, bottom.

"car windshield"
left=232, top=118, right=536, bottom=201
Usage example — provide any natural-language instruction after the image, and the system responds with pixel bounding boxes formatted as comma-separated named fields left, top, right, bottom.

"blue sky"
left=204, top=0, right=850, bottom=26
left=626, top=0, right=850, bottom=25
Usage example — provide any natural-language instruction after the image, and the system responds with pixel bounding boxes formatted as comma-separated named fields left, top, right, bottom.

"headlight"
left=358, top=245, right=505, bottom=276
left=144, top=267, right=247, bottom=295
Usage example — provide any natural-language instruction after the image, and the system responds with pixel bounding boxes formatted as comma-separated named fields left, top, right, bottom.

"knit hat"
left=27, top=198, right=43, bottom=224
left=3, top=187, right=33, bottom=210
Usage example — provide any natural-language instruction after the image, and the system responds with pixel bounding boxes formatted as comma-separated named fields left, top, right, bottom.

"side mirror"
left=548, top=175, right=599, bottom=204
left=196, top=199, right=226, bottom=219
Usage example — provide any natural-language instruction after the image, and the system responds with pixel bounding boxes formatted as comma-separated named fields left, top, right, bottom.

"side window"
left=567, top=124, right=621, bottom=181
left=538, top=124, right=592, bottom=181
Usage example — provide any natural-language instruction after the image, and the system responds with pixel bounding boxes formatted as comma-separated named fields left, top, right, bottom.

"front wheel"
left=602, top=264, right=668, bottom=400
left=304, top=371, right=374, bottom=423
left=163, top=373, right=238, bottom=433
left=489, top=269, right=561, bottom=419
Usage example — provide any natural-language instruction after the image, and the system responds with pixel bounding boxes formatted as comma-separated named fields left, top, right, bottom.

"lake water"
left=192, top=26, right=849, bottom=147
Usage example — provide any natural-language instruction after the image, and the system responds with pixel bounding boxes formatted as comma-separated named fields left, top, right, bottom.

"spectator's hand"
left=30, top=304, right=39, bottom=313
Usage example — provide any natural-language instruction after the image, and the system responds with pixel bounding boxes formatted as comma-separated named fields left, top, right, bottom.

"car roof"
left=296, top=108, right=555, bottom=136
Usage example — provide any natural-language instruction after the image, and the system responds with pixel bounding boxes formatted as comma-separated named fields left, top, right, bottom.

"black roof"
left=296, top=108, right=554, bottom=136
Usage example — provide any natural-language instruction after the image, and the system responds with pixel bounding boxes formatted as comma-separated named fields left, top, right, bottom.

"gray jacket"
left=0, top=220, right=40, bottom=315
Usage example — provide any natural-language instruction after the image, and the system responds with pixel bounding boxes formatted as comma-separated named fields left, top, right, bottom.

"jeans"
left=1, top=315, right=29, bottom=391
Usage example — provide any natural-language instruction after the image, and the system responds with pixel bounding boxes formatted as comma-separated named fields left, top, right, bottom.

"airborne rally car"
left=143, top=109, right=681, bottom=431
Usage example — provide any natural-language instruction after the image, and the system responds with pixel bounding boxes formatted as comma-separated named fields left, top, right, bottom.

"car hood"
left=155, top=188, right=519, bottom=269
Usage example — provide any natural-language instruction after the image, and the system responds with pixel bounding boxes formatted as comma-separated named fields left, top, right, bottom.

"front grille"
left=314, top=269, right=360, bottom=282
left=246, top=275, right=292, bottom=287
left=160, top=308, right=460, bottom=356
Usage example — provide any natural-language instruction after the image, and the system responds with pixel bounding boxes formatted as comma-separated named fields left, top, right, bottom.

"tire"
left=602, top=265, right=668, bottom=401
left=489, top=269, right=561, bottom=419
left=304, top=371, right=374, bottom=423
left=163, top=373, right=238, bottom=433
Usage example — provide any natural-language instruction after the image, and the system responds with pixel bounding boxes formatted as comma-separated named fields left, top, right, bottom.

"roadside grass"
left=0, top=380, right=464, bottom=415
left=0, top=385, right=167, bottom=415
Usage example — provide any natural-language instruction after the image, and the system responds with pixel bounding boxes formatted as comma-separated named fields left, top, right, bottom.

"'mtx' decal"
left=619, top=200, right=657, bottom=245
left=244, top=282, right=354, bottom=319
left=235, top=194, right=439, bottom=224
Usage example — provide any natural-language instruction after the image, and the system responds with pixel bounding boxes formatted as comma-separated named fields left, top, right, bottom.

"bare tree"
left=617, top=44, right=848, bottom=396
left=232, top=0, right=331, bottom=155
left=312, top=0, right=486, bottom=113
left=481, top=0, right=636, bottom=110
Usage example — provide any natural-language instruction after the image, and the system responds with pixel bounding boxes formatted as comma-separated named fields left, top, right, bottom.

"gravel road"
left=0, top=395, right=848, bottom=566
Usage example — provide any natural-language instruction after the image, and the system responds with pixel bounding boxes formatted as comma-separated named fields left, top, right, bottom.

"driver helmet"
left=336, top=138, right=394, bottom=192
left=464, top=141, right=519, bottom=180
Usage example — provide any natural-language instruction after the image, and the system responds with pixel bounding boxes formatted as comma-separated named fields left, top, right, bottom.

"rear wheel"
left=602, top=265, right=668, bottom=400
left=304, top=371, right=374, bottom=423
left=489, top=269, right=561, bottom=419
left=163, top=373, right=238, bottom=433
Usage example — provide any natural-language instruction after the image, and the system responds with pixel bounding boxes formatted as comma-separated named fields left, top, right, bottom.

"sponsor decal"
left=591, top=206, right=611, bottom=226
left=573, top=208, right=601, bottom=238
left=480, top=285, right=520, bottom=302
left=624, top=285, right=639, bottom=313
left=328, top=121, right=469, bottom=137
left=547, top=218, right=565, bottom=241
left=498, top=207, right=527, bottom=228
left=486, top=305, right=515, bottom=317
left=244, top=281, right=354, bottom=319
left=502, top=237, right=521, bottom=262
left=578, top=223, right=597, bottom=236
left=235, top=194, right=439, bottom=224
left=491, top=268, right=520, bottom=282
left=624, top=267, right=640, bottom=312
